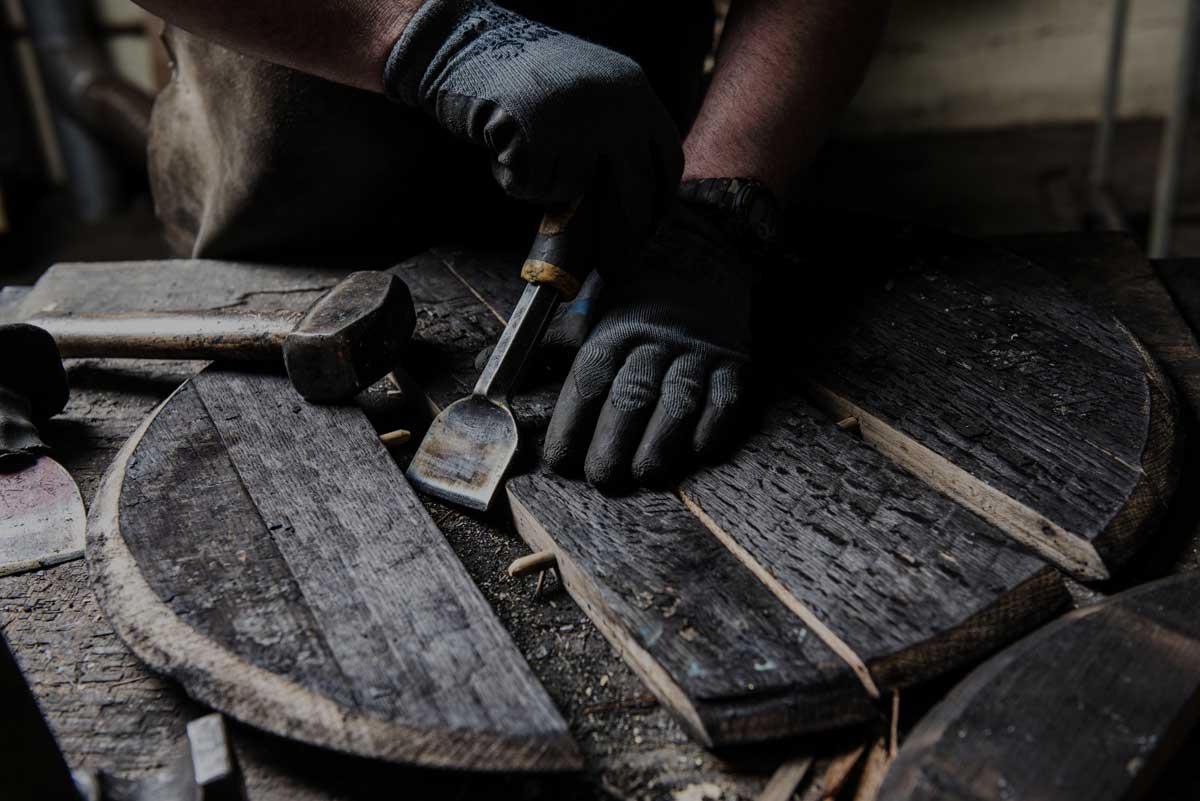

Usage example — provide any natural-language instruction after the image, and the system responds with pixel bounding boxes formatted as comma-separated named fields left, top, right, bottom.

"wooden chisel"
left=407, top=201, right=593, bottom=512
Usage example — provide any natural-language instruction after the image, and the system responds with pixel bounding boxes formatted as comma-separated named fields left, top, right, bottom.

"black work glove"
left=542, top=200, right=754, bottom=488
left=383, top=0, right=683, bottom=252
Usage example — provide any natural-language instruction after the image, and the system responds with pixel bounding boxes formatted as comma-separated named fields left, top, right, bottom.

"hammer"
left=27, top=271, right=415, bottom=403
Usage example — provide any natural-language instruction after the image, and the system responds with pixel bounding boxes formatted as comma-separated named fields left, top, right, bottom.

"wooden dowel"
left=836, top=416, right=861, bottom=434
left=508, top=550, right=556, bottom=577
left=379, top=429, right=411, bottom=448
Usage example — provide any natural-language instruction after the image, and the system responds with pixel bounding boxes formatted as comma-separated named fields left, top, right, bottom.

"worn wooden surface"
left=396, top=250, right=880, bottom=746
left=410, top=244, right=1074, bottom=744
left=680, top=392, right=1067, bottom=693
left=508, top=473, right=875, bottom=745
left=802, top=227, right=1179, bottom=580
left=877, top=574, right=1200, bottom=801
left=0, top=234, right=1194, bottom=798
left=0, top=262, right=778, bottom=800
left=89, top=366, right=576, bottom=770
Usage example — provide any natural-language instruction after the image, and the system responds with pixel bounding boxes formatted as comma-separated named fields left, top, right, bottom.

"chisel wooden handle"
left=520, top=198, right=594, bottom=300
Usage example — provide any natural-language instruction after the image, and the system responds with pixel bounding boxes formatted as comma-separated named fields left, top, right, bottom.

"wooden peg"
left=508, top=550, right=557, bottom=578
left=835, top=416, right=861, bottom=435
left=379, top=429, right=411, bottom=448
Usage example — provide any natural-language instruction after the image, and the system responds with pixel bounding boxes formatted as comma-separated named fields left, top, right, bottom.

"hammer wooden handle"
left=28, top=309, right=303, bottom=361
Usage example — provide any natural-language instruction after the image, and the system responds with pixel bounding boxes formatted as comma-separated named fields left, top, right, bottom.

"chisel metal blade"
left=406, top=281, right=559, bottom=512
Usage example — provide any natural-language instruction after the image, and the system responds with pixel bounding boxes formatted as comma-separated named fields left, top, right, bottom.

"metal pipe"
left=1090, top=0, right=1131, bottom=191
left=18, top=0, right=154, bottom=219
left=1149, top=0, right=1200, bottom=258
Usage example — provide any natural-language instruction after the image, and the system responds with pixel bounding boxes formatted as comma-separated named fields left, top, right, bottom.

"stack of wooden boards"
left=22, top=226, right=1181, bottom=771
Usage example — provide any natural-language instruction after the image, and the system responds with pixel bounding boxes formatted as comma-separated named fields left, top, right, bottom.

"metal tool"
left=28, top=271, right=415, bottom=402
left=0, top=324, right=85, bottom=577
left=408, top=201, right=593, bottom=511
left=2, top=629, right=243, bottom=801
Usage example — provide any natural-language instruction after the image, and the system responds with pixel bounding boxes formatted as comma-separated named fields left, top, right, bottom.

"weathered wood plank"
left=418, top=246, right=1072, bottom=744
left=679, top=392, right=1069, bottom=693
left=508, top=470, right=876, bottom=745
left=802, top=228, right=1179, bottom=580
left=16, top=260, right=341, bottom=319
left=1, top=258, right=781, bottom=798
left=397, top=251, right=879, bottom=744
left=88, top=365, right=579, bottom=771
left=878, top=574, right=1200, bottom=801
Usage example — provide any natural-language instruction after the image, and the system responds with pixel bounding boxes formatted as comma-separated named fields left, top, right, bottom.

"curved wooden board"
left=87, top=366, right=579, bottom=772
left=878, top=574, right=1200, bottom=801
left=799, top=228, right=1180, bottom=580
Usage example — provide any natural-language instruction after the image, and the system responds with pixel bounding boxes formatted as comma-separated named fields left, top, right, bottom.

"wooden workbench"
left=2, top=233, right=1199, bottom=800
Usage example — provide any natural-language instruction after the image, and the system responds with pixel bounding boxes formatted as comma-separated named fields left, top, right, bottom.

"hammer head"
left=282, top=272, right=415, bottom=402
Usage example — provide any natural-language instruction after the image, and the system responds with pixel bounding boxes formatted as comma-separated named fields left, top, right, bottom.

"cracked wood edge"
left=805, top=318, right=1180, bottom=582
left=507, top=489, right=710, bottom=743
left=86, top=382, right=581, bottom=773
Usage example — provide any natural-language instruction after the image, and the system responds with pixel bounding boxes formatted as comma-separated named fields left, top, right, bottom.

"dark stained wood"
left=508, top=470, right=876, bottom=745
left=398, top=249, right=877, bottom=744
left=87, top=364, right=578, bottom=771
left=679, top=393, right=1069, bottom=693
left=803, top=229, right=1180, bottom=580
left=997, top=234, right=1200, bottom=422
left=413, top=246, right=1074, bottom=745
left=877, top=574, right=1200, bottom=801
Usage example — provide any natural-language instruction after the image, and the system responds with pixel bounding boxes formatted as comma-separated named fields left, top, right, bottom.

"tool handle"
left=28, top=309, right=303, bottom=360
left=520, top=198, right=594, bottom=300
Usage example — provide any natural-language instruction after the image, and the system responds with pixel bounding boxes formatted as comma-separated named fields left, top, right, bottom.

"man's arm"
left=131, top=0, right=419, bottom=91
left=543, top=0, right=890, bottom=488
left=685, top=0, right=890, bottom=194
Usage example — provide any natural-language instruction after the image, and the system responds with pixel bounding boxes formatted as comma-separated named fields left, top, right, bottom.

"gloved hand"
left=542, top=199, right=755, bottom=488
left=383, top=0, right=682, bottom=253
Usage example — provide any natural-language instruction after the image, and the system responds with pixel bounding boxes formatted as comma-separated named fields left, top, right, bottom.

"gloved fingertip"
left=584, top=455, right=630, bottom=494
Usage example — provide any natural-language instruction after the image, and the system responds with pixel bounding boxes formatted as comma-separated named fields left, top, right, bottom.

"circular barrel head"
left=282, top=272, right=415, bottom=402
left=0, top=324, right=69, bottom=419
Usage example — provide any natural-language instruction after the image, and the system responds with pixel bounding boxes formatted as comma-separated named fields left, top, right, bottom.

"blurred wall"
left=54, top=0, right=1200, bottom=136
left=845, top=0, right=1185, bottom=133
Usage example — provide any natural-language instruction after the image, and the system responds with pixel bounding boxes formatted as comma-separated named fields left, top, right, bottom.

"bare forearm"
left=131, top=0, right=423, bottom=91
left=683, top=0, right=889, bottom=194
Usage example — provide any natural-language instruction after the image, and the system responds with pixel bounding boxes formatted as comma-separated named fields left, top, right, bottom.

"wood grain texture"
left=87, top=365, right=578, bottom=771
left=680, top=392, right=1069, bottom=694
left=0, top=259, right=776, bottom=799
left=16, top=260, right=341, bottom=319
left=508, top=471, right=876, bottom=745
left=400, top=250, right=884, bottom=744
left=803, top=228, right=1179, bottom=579
left=421, top=245, right=1075, bottom=745
left=877, top=574, right=1200, bottom=801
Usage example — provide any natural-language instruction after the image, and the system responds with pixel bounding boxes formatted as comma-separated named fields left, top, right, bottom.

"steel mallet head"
left=282, top=271, right=415, bottom=402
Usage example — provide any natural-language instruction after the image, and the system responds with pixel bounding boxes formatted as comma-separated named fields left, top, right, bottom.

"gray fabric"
left=383, top=0, right=683, bottom=253
left=543, top=202, right=752, bottom=487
